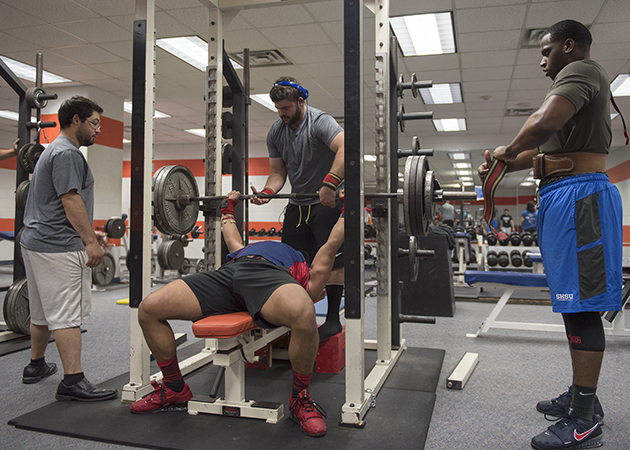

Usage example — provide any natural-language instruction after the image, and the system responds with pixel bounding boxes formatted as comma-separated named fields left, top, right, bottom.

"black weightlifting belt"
left=533, top=152, right=606, bottom=185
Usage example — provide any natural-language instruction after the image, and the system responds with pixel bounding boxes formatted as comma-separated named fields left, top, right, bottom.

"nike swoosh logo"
left=574, top=423, right=599, bottom=441
left=578, top=392, right=595, bottom=396
left=335, top=252, right=343, bottom=257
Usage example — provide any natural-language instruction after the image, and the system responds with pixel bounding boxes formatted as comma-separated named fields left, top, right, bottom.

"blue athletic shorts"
left=538, top=173, right=622, bottom=313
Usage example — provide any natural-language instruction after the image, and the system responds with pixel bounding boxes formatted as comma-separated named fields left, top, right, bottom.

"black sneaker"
left=531, top=409, right=602, bottom=449
left=22, top=362, right=58, bottom=384
left=536, top=388, right=604, bottom=424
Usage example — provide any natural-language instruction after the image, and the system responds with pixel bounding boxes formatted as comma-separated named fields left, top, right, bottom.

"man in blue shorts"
left=130, top=191, right=345, bottom=438
left=478, top=20, right=622, bottom=449
left=251, top=76, right=345, bottom=342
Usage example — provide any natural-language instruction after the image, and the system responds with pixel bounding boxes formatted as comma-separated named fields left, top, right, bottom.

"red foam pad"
left=192, top=312, right=258, bottom=338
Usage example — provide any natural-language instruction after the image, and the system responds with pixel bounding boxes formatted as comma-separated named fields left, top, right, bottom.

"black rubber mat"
left=9, top=345, right=444, bottom=450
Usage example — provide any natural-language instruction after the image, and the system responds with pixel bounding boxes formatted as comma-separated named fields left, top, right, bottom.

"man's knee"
left=563, top=312, right=605, bottom=352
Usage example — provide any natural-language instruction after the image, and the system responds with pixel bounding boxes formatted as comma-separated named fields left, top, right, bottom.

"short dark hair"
left=545, top=20, right=592, bottom=47
left=269, top=76, right=303, bottom=103
left=57, top=96, right=103, bottom=130
left=526, top=200, right=536, bottom=212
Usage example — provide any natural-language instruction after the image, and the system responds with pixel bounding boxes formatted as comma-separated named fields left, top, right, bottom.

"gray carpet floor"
left=1, top=268, right=629, bottom=450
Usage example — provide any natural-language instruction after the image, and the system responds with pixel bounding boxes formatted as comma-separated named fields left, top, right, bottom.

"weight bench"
left=187, top=312, right=290, bottom=423
left=465, top=270, right=630, bottom=338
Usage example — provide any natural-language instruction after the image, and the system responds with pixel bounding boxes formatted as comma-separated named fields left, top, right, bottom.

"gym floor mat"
left=9, top=345, right=444, bottom=450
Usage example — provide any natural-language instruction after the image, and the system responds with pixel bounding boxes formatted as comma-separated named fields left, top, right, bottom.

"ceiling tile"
left=462, top=66, right=513, bottom=82
left=163, top=7, right=209, bottom=35
left=590, top=22, right=630, bottom=44
left=262, top=23, right=333, bottom=49
left=240, top=4, right=314, bottom=28
left=454, top=0, right=527, bottom=7
left=509, top=77, right=551, bottom=91
left=53, top=45, right=125, bottom=65
left=525, top=0, right=605, bottom=29
left=5, top=24, right=88, bottom=49
left=281, top=44, right=343, bottom=65
left=304, top=0, right=343, bottom=22
left=455, top=5, right=527, bottom=33
left=223, top=29, right=275, bottom=53
left=594, top=0, right=630, bottom=23
left=97, top=41, right=133, bottom=61
left=458, top=30, right=522, bottom=52
left=75, top=0, right=135, bottom=17
left=460, top=50, right=517, bottom=68
left=10, top=0, right=98, bottom=23
left=402, top=54, right=461, bottom=72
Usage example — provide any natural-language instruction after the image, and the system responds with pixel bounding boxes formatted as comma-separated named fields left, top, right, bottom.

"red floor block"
left=316, top=328, right=345, bottom=374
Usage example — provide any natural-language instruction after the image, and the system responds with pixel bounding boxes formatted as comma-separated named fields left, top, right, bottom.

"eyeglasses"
left=87, top=119, right=101, bottom=129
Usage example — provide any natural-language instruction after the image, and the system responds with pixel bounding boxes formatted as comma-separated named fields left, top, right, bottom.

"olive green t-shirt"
left=540, top=59, right=611, bottom=155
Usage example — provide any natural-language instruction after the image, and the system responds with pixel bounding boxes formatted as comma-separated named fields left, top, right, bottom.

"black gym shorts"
left=181, top=257, right=300, bottom=328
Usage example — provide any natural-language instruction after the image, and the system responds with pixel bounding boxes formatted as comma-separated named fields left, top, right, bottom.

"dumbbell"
left=499, top=234, right=509, bottom=246
left=487, top=250, right=498, bottom=267
left=497, top=250, right=509, bottom=267
left=364, top=244, right=373, bottom=260
left=268, top=227, right=277, bottom=237
left=510, top=249, right=523, bottom=267
left=258, top=228, right=266, bottom=236
left=509, top=232, right=522, bottom=246
left=466, top=227, right=477, bottom=242
left=521, top=232, right=534, bottom=246
left=454, top=226, right=465, bottom=233
left=249, top=228, right=257, bottom=236
left=522, top=250, right=533, bottom=267
left=533, top=232, right=538, bottom=246
left=487, top=233, right=498, bottom=246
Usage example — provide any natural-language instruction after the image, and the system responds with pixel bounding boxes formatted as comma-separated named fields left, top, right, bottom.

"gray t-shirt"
left=267, top=106, right=343, bottom=205
left=440, top=202, right=455, bottom=221
left=21, top=136, right=95, bottom=253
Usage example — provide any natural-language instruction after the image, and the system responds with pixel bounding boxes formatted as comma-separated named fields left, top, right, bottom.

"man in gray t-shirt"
left=252, top=76, right=345, bottom=342
left=20, top=96, right=116, bottom=402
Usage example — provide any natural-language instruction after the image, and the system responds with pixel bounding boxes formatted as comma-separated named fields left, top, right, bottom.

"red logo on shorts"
left=567, top=334, right=582, bottom=344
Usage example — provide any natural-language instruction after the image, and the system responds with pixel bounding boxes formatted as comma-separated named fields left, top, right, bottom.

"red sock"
left=292, top=371, right=311, bottom=397
left=157, top=355, right=184, bottom=390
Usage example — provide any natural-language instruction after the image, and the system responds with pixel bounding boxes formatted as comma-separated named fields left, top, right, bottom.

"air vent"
left=229, top=50, right=292, bottom=67
left=506, top=108, right=536, bottom=117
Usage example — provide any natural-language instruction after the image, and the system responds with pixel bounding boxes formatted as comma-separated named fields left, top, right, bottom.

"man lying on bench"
left=130, top=190, right=345, bottom=438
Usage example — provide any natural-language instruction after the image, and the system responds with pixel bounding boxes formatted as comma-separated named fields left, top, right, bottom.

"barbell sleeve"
left=399, top=80, right=432, bottom=91
left=438, top=190, right=479, bottom=202
left=401, top=111, right=433, bottom=121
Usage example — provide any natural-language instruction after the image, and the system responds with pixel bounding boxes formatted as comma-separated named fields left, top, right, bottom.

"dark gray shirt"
left=21, top=136, right=94, bottom=253
left=267, top=106, right=342, bottom=205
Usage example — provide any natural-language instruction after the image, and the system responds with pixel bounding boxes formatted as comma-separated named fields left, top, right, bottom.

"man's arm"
left=221, top=191, right=245, bottom=253
left=319, top=131, right=344, bottom=208
left=0, top=139, right=19, bottom=162
left=251, top=157, right=287, bottom=205
left=307, top=215, right=344, bottom=302
left=60, top=190, right=104, bottom=268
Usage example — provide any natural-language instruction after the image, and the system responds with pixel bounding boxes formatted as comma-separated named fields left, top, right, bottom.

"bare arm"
left=0, top=139, right=19, bottom=162
left=251, top=157, right=287, bottom=205
left=221, top=191, right=245, bottom=253
left=60, top=190, right=104, bottom=268
left=308, top=206, right=344, bottom=301
left=319, top=132, right=344, bottom=208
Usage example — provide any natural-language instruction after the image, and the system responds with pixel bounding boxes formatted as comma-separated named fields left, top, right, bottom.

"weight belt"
left=482, top=159, right=508, bottom=240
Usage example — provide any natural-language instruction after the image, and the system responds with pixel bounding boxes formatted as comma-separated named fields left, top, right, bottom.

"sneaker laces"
left=544, top=387, right=572, bottom=421
left=291, top=391, right=327, bottom=420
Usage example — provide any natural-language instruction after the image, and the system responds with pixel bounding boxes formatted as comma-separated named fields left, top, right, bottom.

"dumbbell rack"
left=482, top=245, right=541, bottom=272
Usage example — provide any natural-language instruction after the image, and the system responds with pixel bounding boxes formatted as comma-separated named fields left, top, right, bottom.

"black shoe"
left=22, top=362, right=58, bottom=384
left=55, top=378, right=118, bottom=402
left=537, top=387, right=604, bottom=425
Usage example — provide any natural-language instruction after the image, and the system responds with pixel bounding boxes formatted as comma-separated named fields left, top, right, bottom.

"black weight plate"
left=26, top=143, right=44, bottom=171
left=15, top=180, right=30, bottom=211
left=152, top=165, right=199, bottom=236
left=3, top=278, right=30, bottom=335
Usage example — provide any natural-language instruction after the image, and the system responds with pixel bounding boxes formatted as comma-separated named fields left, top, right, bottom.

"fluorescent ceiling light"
left=390, top=12, right=456, bottom=57
left=434, top=118, right=466, bottom=132
left=420, top=83, right=462, bottom=105
left=611, top=74, right=630, bottom=97
left=456, top=170, right=472, bottom=176
left=459, top=176, right=473, bottom=181
left=122, top=138, right=131, bottom=144
left=364, top=154, right=377, bottom=162
left=185, top=128, right=205, bottom=137
left=611, top=113, right=618, bottom=120
left=520, top=181, right=535, bottom=186
left=453, top=162, right=471, bottom=169
left=156, top=36, right=242, bottom=71
left=0, top=110, right=36, bottom=121
left=449, top=152, right=468, bottom=160
left=123, top=101, right=170, bottom=118
left=0, top=56, right=72, bottom=84
left=251, top=94, right=276, bottom=111
left=462, top=181, right=474, bottom=186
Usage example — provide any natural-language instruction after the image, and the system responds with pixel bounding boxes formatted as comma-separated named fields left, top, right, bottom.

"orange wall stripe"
left=0, top=158, right=17, bottom=170
left=0, top=218, right=14, bottom=232
left=39, top=114, right=123, bottom=149
left=607, top=159, right=630, bottom=184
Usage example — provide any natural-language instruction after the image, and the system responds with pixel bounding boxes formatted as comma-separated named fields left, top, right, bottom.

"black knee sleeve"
left=562, top=312, right=605, bottom=352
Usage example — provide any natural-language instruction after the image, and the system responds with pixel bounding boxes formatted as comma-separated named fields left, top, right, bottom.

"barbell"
left=151, top=156, right=478, bottom=238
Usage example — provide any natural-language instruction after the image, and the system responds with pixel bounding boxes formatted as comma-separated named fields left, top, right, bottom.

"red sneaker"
left=289, top=389, right=327, bottom=437
left=130, top=381, right=193, bottom=414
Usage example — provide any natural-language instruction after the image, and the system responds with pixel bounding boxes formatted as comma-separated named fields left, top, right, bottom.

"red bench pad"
left=192, top=312, right=258, bottom=339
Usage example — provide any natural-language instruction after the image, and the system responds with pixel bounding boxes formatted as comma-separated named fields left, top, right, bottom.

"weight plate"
left=18, top=143, right=33, bottom=173
left=105, top=217, right=126, bottom=239
left=178, top=258, right=191, bottom=275
left=15, top=180, right=30, bottom=211
left=398, top=102, right=405, bottom=133
left=157, top=240, right=185, bottom=271
left=15, top=227, right=24, bottom=264
left=222, top=143, right=233, bottom=175
left=410, top=73, right=419, bottom=98
left=25, top=86, right=46, bottom=109
left=3, top=278, right=30, bottom=335
left=152, top=165, right=199, bottom=236
left=415, top=157, right=428, bottom=237
left=26, top=143, right=44, bottom=171
left=196, top=259, right=205, bottom=273
left=403, top=156, right=418, bottom=236
left=408, top=235, right=419, bottom=282
left=221, top=111, right=233, bottom=140
left=92, top=253, right=116, bottom=287
left=397, top=74, right=404, bottom=98
left=223, top=85, right=233, bottom=108
left=411, top=136, right=420, bottom=155
left=423, top=170, right=435, bottom=237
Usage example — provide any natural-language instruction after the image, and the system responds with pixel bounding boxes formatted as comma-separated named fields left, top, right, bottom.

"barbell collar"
left=437, top=190, right=479, bottom=202
left=26, top=121, right=57, bottom=129
left=40, top=93, right=58, bottom=101
left=399, top=79, right=432, bottom=91
left=401, top=112, right=433, bottom=121
left=398, top=248, right=435, bottom=258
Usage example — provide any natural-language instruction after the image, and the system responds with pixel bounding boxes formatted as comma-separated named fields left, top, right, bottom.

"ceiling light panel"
left=0, top=56, right=72, bottom=84
left=390, top=12, right=456, bottom=57
left=434, top=118, right=466, bottom=132
left=420, top=83, right=462, bottom=104
left=611, top=74, right=630, bottom=96
left=157, top=36, right=208, bottom=71
left=123, top=101, right=170, bottom=118
left=251, top=94, right=276, bottom=111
